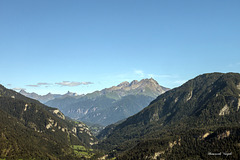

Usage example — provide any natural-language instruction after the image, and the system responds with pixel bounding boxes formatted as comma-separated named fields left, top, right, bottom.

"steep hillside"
left=46, top=78, right=169, bottom=126
left=97, top=72, right=240, bottom=159
left=0, top=85, right=97, bottom=159
left=80, top=95, right=154, bottom=126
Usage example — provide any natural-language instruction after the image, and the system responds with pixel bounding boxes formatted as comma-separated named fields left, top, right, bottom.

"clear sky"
left=0, top=0, right=240, bottom=95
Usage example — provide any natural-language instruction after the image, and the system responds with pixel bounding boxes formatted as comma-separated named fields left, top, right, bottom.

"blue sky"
left=0, top=0, right=240, bottom=95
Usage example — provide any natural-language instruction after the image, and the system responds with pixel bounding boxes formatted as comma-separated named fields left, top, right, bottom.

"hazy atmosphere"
left=1, top=1, right=240, bottom=160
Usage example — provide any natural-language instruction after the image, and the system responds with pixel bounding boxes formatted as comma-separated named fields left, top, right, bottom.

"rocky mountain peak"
left=20, top=89, right=27, bottom=94
left=101, top=78, right=169, bottom=99
left=46, top=78, right=169, bottom=126
left=65, top=91, right=79, bottom=96
left=139, top=78, right=159, bottom=85
left=97, top=72, right=240, bottom=157
left=129, top=80, right=139, bottom=86
left=117, top=81, right=130, bottom=88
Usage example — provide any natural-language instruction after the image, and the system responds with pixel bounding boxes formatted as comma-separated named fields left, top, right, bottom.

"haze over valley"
left=1, top=0, right=240, bottom=159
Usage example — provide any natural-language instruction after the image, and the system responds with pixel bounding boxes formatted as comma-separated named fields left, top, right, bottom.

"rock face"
left=51, top=109, right=65, bottom=120
left=46, top=78, right=169, bottom=126
left=0, top=84, right=96, bottom=159
left=98, top=78, right=168, bottom=98
left=219, top=105, right=230, bottom=116
left=97, top=73, right=240, bottom=159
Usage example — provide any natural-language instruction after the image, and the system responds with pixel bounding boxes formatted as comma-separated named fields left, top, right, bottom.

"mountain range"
left=46, top=78, right=169, bottom=126
left=19, top=90, right=82, bottom=103
left=97, top=72, right=240, bottom=159
left=2, top=72, right=240, bottom=159
left=0, top=85, right=97, bottom=159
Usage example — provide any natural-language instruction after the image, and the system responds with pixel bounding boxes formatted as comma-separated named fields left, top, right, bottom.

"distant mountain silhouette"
left=46, top=78, right=169, bottom=126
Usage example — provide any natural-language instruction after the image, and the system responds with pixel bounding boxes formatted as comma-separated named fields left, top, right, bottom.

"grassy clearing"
left=71, top=145, right=95, bottom=159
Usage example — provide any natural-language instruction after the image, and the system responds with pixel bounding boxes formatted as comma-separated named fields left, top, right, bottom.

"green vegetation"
left=71, top=145, right=94, bottom=159
left=2, top=73, right=240, bottom=159
left=83, top=122, right=105, bottom=136
left=46, top=78, right=169, bottom=126
left=97, top=73, right=240, bottom=159
left=0, top=84, right=97, bottom=159
left=114, top=127, right=240, bottom=159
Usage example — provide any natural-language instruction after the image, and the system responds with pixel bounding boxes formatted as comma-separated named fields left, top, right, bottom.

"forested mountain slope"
left=0, top=85, right=96, bottom=159
left=97, top=73, right=240, bottom=159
